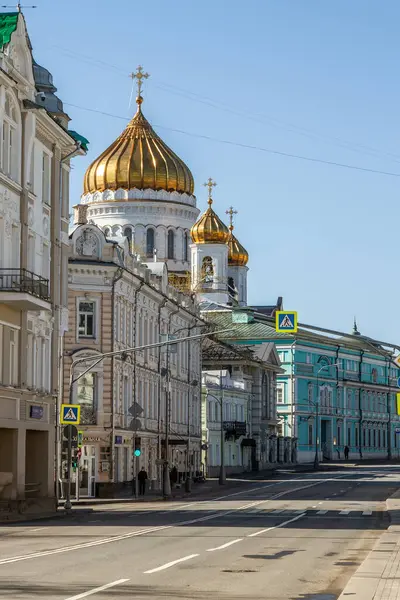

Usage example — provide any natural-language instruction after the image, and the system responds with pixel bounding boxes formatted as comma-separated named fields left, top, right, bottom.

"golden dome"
left=191, top=197, right=230, bottom=244
left=83, top=97, right=194, bottom=196
left=228, top=226, right=249, bottom=266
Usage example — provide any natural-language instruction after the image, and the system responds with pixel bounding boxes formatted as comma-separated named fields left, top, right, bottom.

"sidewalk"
left=338, top=490, right=400, bottom=599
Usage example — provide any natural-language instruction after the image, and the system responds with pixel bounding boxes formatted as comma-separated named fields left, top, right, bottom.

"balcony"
left=0, top=269, right=51, bottom=311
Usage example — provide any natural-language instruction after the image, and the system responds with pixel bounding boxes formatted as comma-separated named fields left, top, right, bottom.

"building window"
left=167, top=230, right=175, bottom=259
left=123, top=226, right=133, bottom=251
left=355, top=427, right=359, bottom=448
left=383, top=429, right=386, bottom=448
left=184, top=231, right=189, bottom=262
left=9, top=328, right=18, bottom=385
left=378, top=429, right=381, bottom=448
left=308, top=383, right=313, bottom=407
left=2, top=92, right=18, bottom=180
left=201, top=256, right=214, bottom=283
left=337, top=425, right=341, bottom=446
left=347, top=427, right=351, bottom=447
left=363, top=428, right=366, bottom=447
left=373, top=429, right=376, bottom=447
left=277, top=387, right=284, bottom=403
left=306, top=353, right=312, bottom=364
left=308, top=423, right=313, bottom=446
left=42, top=152, right=51, bottom=205
left=77, top=372, right=97, bottom=424
left=146, top=228, right=155, bottom=257
left=78, top=301, right=95, bottom=338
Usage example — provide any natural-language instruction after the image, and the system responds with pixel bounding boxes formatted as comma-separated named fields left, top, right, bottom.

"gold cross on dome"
left=130, top=65, right=150, bottom=98
left=226, top=206, right=238, bottom=228
left=203, top=177, right=217, bottom=205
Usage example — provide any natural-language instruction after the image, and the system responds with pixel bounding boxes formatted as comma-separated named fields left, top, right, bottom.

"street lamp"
left=314, top=362, right=340, bottom=469
left=206, top=370, right=226, bottom=485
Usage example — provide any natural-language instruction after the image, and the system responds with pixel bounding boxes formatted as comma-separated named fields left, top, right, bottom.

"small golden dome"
left=191, top=197, right=230, bottom=244
left=228, top=226, right=249, bottom=266
left=83, top=98, right=194, bottom=196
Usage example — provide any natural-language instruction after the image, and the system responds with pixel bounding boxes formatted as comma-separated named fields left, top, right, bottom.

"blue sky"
left=22, top=0, right=400, bottom=343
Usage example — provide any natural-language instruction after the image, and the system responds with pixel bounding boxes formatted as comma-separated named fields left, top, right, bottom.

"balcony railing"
left=0, top=268, right=50, bottom=301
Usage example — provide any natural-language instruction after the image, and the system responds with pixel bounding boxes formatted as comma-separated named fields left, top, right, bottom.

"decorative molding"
left=82, top=188, right=197, bottom=208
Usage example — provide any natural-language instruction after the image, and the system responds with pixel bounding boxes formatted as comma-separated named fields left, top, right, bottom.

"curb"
left=0, top=507, right=94, bottom=525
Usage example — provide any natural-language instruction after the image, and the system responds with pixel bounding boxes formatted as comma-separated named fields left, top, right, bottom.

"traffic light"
left=134, top=437, right=141, bottom=457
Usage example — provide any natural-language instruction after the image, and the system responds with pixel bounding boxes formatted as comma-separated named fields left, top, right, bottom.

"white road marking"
left=0, top=474, right=345, bottom=567
left=292, top=510, right=304, bottom=514
left=27, top=527, right=47, bottom=533
left=247, top=512, right=306, bottom=538
left=316, top=510, right=328, bottom=515
left=65, top=579, right=129, bottom=600
left=271, top=509, right=284, bottom=514
left=144, top=554, right=199, bottom=574
left=339, top=510, right=350, bottom=515
left=362, top=510, right=372, bottom=516
left=207, top=538, right=243, bottom=552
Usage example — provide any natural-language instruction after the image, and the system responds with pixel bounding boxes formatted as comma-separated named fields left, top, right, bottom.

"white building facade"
left=0, top=11, right=85, bottom=508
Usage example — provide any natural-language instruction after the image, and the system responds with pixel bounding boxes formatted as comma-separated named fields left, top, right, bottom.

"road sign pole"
left=64, top=374, right=74, bottom=512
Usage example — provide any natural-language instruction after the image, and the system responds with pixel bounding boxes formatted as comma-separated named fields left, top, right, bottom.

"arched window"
left=2, top=92, right=18, bottom=181
left=228, top=276, right=237, bottom=298
left=146, top=228, right=155, bottom=257
left=183, top=231, right=189, bottom=262
left=167, top=230, right=175, bottom=259
left=201, top=256, right=214, bottom=283
left=123, top=226, right=133, bottom=251
left=103, top=227, right=111, bottom=237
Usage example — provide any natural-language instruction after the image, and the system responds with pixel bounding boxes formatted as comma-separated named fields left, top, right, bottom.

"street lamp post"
left=314, top=362, right=339, bottom=470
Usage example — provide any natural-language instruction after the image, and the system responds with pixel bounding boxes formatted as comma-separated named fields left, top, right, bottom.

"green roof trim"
left=0, top=12, right=18, bottom=50
left=68, top=130, right=89, bottom=152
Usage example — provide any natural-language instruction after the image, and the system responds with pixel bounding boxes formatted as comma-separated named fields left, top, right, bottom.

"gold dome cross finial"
left=129, top=65, right=150, bottom=104
left=203, top=177, right=217, bottom=205
left=226, top=206, right=238, bottom=230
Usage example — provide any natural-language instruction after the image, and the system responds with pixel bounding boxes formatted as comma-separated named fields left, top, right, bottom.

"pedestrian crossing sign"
left=60, top=404, right=81, bottom=425
left=276, top=311, right=298, bottom=333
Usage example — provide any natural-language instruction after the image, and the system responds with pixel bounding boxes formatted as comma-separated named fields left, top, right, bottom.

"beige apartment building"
left=0, top=11, right=86, bottom=509
left=64, top=209, right=203, bottom=497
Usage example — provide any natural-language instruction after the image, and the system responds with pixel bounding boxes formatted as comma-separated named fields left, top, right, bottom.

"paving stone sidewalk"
left=338, top=491, right=400, bottom=600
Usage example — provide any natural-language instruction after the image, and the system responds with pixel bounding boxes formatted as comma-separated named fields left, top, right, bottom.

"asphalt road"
left=0, top=466, right=399, bottom=600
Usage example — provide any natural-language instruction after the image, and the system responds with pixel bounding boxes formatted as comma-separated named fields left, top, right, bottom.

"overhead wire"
left=49, top=45, right=400, bottom=166
left=63, top=101, right=400, bottom=178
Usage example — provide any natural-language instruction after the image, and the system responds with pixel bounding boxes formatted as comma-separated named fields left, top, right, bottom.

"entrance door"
left=79, top=446, right=96, bottom=497
left=321, top=420, right=332, bottom=460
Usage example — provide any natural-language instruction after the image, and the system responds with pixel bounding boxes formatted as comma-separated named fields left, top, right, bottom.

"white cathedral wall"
left=86, top=199, right=198, bottom=271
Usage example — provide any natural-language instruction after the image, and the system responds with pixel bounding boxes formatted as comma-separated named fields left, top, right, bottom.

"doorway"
left=79, top=445, right=96, bottom=497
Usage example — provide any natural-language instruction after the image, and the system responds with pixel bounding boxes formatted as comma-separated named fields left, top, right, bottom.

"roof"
left=0, top=12, right=18, bottom=50
left=204, top=310, right=392, bottom=357
left=202, top=336, right=265, bottom=366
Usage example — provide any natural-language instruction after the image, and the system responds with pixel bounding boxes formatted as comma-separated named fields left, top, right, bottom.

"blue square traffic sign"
left=60, top=404, right=81, bottom=425
left=276, top=311, right=298, bottom=333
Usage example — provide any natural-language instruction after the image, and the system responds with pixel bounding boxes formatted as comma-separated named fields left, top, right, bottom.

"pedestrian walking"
left=344, top=445, right=349, bottom=460
left=138, top=467, right=148, bottom=496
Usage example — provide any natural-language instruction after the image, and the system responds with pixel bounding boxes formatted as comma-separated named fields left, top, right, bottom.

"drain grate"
left=222, top=569, right=257, bottom=573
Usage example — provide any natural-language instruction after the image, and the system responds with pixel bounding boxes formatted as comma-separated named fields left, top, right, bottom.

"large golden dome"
left=228, top=226, right=249, bottom=266
left=191, top=197, right=229, bottom=244
left=83, top=97, right=194, bottom=196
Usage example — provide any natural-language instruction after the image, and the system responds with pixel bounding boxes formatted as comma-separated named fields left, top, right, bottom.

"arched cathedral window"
left=183, top=231, right=189, bottom=262
left=201, top=256, right=214, bottom=283
left=123, top=226, right=133, bottom=251
left=146, top=228, right=155, bottom=257
left=167, top=230, right=175, bottom=259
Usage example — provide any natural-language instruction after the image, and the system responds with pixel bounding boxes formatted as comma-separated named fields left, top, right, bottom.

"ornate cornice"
left=82, top=188, right=197, bottom=208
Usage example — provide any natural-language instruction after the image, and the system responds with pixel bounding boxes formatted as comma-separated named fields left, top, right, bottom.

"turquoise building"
left=206, top=310, right=400, bottom=464
left=269, top=321, right=400, bottom=462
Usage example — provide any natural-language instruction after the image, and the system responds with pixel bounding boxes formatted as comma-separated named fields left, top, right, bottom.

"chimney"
left=73, top=204, right=88, bottom=225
